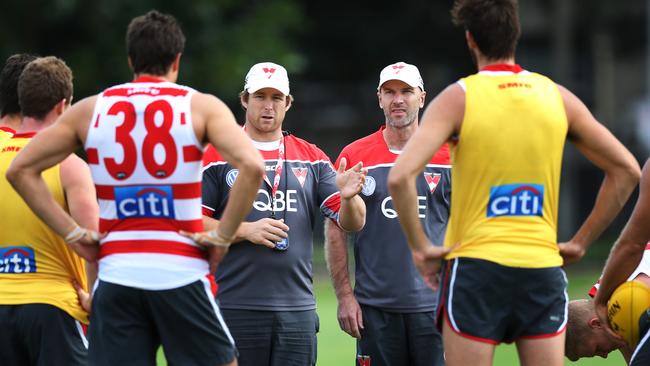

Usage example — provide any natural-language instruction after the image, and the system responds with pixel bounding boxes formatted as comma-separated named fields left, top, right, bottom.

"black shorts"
left=88, top=277, right=236, bottom=366
left=221, top=309, right=318, bottom=366
left=630, top=320, right=650, bottom=366
left=356, top=304, right=444, bottom=366
left=436, top=257, right=568, bottom=344
left=0, top=303, right=88, bottom=366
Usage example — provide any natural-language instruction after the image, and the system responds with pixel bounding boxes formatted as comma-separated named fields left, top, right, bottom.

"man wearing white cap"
left=325, top=62, right=450, bottom=366
left=201, top=62, right=367, bottom=366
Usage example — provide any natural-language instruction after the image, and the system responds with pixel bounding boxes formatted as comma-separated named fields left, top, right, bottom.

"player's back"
left=0, top=133, right=88, bottom=323
left=446, top=64, right=567, bottom=268
left=85, top=76, right=208, bottom=290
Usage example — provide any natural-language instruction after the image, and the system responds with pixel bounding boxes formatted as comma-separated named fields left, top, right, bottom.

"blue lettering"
left=114, top=185, right=175, bottom=219
left=487, top=184, right=544, bottom=217
left=0, top=247, right=37, bottom=273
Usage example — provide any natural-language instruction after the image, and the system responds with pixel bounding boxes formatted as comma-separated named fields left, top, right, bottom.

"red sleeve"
left=335, top=148, right=354, bottom=170
left=202, top=144, right=222, bottom=167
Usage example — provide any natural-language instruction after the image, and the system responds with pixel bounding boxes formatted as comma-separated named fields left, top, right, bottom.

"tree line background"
left=1, top=0, right=647, bottom=244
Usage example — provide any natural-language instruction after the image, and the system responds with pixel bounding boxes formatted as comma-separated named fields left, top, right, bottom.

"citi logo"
left=487, top=184, right=544, bottom=217
left=114, top=185, right=175, bottom=219
left=0, top=247, right=37, bottom=273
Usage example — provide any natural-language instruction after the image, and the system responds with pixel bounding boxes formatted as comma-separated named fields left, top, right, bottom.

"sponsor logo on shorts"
left=0, top=246, right=37, bottom=273
left=487, top=183, right=544, bottom=217
left=226, top=169, right=239, bottom=187
left=361, top=176, right=376, bottom=196
left=357, top=355, right=371, bottom=366
left=114, top=185, right=175, bottom=219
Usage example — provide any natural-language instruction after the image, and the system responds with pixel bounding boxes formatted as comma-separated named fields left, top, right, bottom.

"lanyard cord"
left=264, top=131, right=289, bottom=220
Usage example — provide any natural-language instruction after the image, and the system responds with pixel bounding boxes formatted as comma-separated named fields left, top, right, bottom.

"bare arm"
left=192, top=93, right=264, bottom=242
left=7, top=97, right=97, bottom=255
left=388, top=83, right=463, bottom=252
left=593, top=159, right=650, bottom=329
left=559, top=85, right=641, bottom=264
left=60, top=154, right=99, bottom=308
left=324, top=219, right=363, bottom=338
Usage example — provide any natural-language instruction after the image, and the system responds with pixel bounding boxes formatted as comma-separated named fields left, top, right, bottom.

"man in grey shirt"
left=202, top=62, right=367, bottom=366
left=326, top=62, right=451, bottom=366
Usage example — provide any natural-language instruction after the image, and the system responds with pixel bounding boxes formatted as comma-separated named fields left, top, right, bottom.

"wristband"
left=64, top=225, right=85, bottom=244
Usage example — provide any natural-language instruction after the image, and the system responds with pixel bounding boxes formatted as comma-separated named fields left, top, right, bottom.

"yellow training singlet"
left=444, top=64, right=567, bottom=268
left=0, top=126, right=15, bottom=144
left=0, top=133, right=89, bottom=323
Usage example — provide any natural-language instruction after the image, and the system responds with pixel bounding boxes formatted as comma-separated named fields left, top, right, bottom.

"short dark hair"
left=18, top=56, right=73, bottom=120
left=126, top=10, right=186, bottom=76
left=451, top=0, right=520, bottom=60
left=0, top=53, right=38, bottom=117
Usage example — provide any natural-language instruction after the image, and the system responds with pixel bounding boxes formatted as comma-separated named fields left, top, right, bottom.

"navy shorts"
left=88, top=277, right=236, bottom=366
left=356, top=304, right=444, bottom=366
left=0, top=303, right=88, bottom=366
left=437, top=257, right=568, bottom=344
left=221, top=309, right=318, bottom=366
left=631, top=309, right=650, bottom=366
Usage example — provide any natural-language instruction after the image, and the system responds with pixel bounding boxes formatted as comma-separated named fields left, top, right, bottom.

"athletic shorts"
left=437, top=257, right=568, bottom=344
left=221, top=309, right=318, bottom=366
left=356, top=304, right=444, bottom=366
left=88, top=277, right=236, bottom=366
left=0, top=303, right=88, bottom=366
left=631, top=309, right=650, bottom=366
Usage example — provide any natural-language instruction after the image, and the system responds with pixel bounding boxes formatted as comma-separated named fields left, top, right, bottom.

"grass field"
left=313, top=270, right=624, bottom=366
left=156, top=244, right=626, bottom=365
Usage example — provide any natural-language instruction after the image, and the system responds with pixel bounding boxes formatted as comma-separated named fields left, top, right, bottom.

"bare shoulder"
left=69, top=95, right=99, bottom=117
left=422, top=82, right=465, bottom=136
left=191, top=91, right=228, bottom=115
left=59, top=153, right=92, bottom=189
left=555, top=83, right=587, bottom=125
left=190, top=91, right=237, bottom=145
left=430, top=83, right=465, bottom=115
left=62, top=95, right=100, bottom=142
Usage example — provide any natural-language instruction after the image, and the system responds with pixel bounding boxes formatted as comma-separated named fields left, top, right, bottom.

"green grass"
left=155, top=247, right=624, bottom=365
left=314, top=267, right=625, bottom=366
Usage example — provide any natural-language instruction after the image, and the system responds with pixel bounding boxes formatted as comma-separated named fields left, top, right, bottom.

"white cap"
left=377, top=62, right=424, bottom=91
left=244, top=62, right=290, bottom=95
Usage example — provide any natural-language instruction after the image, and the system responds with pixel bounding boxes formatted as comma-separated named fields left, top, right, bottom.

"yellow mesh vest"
left=444, top=70, right=567, bottom=268
left=0, top=134, right=89, bottom=323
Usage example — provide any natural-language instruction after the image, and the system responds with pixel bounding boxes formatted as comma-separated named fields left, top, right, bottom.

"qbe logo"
left=114, top=185, right=175, bottom=219
left=487, top=183, right=544, bottom=217
left=0, top=247, right=37, bottom=273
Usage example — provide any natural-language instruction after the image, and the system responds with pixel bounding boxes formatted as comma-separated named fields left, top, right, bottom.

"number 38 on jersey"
left=96, top=99, right=179, bottom=180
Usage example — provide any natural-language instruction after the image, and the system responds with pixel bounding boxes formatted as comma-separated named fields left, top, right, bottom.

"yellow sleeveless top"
left=444, top=65, right=567, bottom=268
left=0, top=127, right=14, bottom=144
left=0, top=133, right=89, bottom=323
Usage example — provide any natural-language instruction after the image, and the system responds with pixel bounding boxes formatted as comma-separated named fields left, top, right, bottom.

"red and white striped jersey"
left=85, top=76, right=207, bottom=290
left=589, top=243, right=650, bottom=298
